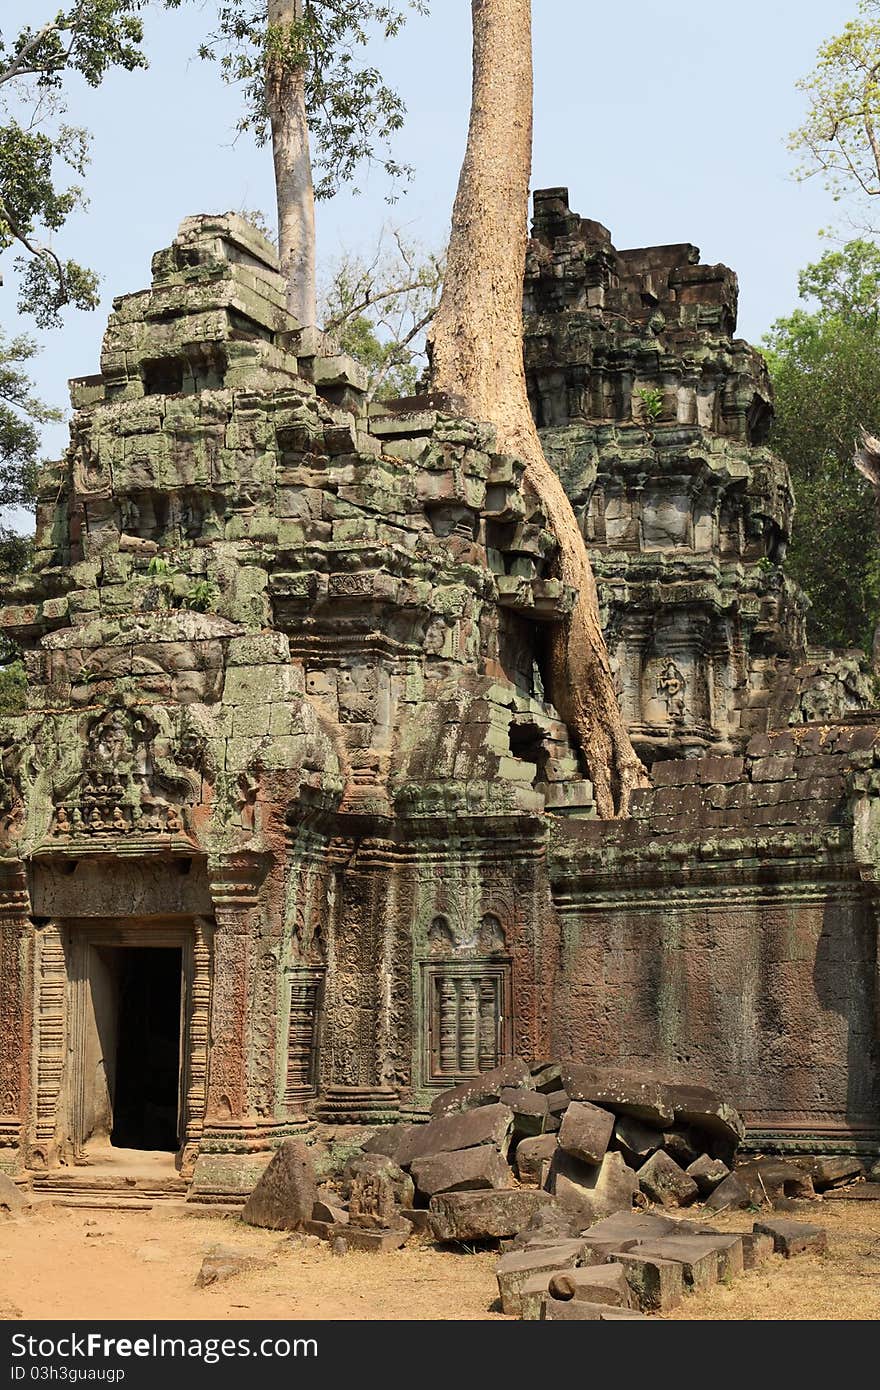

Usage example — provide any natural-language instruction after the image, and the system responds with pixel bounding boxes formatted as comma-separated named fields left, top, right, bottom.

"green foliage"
left=635, top=386, right=664, bottom=425
left=0, top=659, right=26, bottom=715
left=184, top=578, right=218, bottom=612
left=319, top=228, right=443, bottom=398
left=789, top=0, right=880, bottom=224
left=146, top=554, right=217, bottom=611
left=764, top=239, right=880, bottom=650
left=0, top=3, right=150, bottom=325
left=0, top=330, right=61, bottom=509
left=169, top=0, right=428, bottom=201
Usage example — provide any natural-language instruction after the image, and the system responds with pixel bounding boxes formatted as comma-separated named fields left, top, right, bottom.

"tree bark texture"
left=429, top=0, right=646, bottom=816
left=267, top=0, right=317, bottom=326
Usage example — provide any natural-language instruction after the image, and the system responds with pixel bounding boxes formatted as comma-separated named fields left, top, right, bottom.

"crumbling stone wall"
left=524, top=189, right=873, bottom=763
left=1, top=200, right=879, bottom=1185
left=550, top=723, right=880, bottom=1150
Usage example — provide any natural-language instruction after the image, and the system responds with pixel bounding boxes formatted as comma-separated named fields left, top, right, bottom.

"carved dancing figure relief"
left=657, top=658, right=687, bottom=722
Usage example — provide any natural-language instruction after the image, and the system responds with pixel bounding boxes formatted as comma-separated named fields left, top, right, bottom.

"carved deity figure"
left=657, top=659, right=687, bottom=721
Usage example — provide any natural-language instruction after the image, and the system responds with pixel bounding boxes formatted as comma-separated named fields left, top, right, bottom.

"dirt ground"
left=2, top=1198, right=880, bottom=1321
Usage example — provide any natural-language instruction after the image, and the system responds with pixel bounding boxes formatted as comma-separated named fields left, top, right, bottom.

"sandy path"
left=3, top=1198, right=880, bottom=1321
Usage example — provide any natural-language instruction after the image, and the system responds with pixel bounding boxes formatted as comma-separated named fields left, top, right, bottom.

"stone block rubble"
left=236, top=1059, right=834, bottom=1316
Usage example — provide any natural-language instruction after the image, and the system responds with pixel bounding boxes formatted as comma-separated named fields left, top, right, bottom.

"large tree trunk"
left=429, top=0, right=646, bottom=817
left=266, top=0, right=317, bottom=326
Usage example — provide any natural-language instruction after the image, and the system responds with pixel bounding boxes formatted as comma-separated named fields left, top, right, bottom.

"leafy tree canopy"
left=168, top=0, right=427, bottom=201
left=765, top=238, right=880, bottom=650
left=0, top=2, right=149, bottom=326
left=790, top=0, right=880, bottom=228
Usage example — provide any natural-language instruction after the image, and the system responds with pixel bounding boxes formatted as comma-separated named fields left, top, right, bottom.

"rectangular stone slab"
left=560, top=1065, right=674, bottom=1127
left=332, top=1222, right=410, bottom=1253
left=740, top=1231, right=773, bottom=1268
left=753, top=1218, right=827, bottom=1258
left=428, top=1189, right=556, bottom=1242
left=519, top=1271, right=560, bottom=1321
left=495, top=1240, right=586, bottom=1315
left=631, top=1237, right=722, bottom=1292
left=410, top=1145, right=512, bottom=1198
left=399, top=1103, right=514, bottom=1167
left=428, top=1060, right=532, bottom=1116
left=548, top=1262, right=631, bottom=1307
left=610, top=1250, right=685, bottom=1312
left=542, top=1297, right=649, bottom=1320
left=558, top=1100, right=615, bottom=1166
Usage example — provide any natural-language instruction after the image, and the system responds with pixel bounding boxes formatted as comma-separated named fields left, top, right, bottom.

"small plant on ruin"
left=182, top=579, right=218, bottom=613
left=636, top=386, right=664, bottom=426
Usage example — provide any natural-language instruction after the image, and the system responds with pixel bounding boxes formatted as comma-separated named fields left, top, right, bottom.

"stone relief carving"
left=657, top=659, right=687, bottom=722
left=49, top=705, right=207, bottom=837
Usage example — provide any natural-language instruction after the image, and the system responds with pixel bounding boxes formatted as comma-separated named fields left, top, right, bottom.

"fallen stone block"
left=428, top=1188, right=555, bottom=1242
left=703, top=1171, right=753, bottom=1212
left=558, top=1101, right=615, bottom=1166
left=551, top=1149, right=638, bottom=1226
left=0, top=1175, right=31, bottom=1216
left=500, top=1087, right=548, bottom=1137
left=519, top=1271, right=561, bottom=1320
left=240, top=1139, right=317, bottom=1232
left=705, top=1158, right=814, bottom=1212
left=302, top=1218, right=334, bottom=1240
left=334, top=1221, right=410, bottom=1253
left=665, top=1084, right=746, bottom=1148
left=753, top=1218, right=827, bottom=1258
left=580, top=1209, right=680, bottom=1255
left=399, top=1103, right=513, bottom=1166
left=560, top=1065, right=674, bottom=1127
left=530, top=1062, right=563, bottom=1093
left=545, top=1089, right=570, bottom=1118
left=411, top=1145, right=512, bottom=1198
left=362, top=1122, right=422, bottom=1164
left=515, top=1134, right=558, bottom=1184
left=686, top=1155, right=730, bottom=1195
left=740, top=1231, right=774, bottom=1268
left=542, top=1295, right=649, bottom=1320
left=613, top=1116, right=664, bottom=1167
left=548, top=1262, right=631, bottom=1307
left=312, top=1199, right=348, bottom=1225
left=495, top=1240, right=587, bottom=1315
left=637, top=1150, right=699, bottom=1208
left=506, top=1201, right=585, bottom=1250
left=632, top=1235, right=726, bottom=1292
left=195, top=1246, right=271, bottom=1287
left=611, top=1250, right=685, bottom=1312
left=428, top=1059, right=532, bottom=1116
left=400, top=1208, right=431, bottom=1233
left=795, top=1156, right=863, bottom=1191
left=824, top=1182, right=880, bottom=1201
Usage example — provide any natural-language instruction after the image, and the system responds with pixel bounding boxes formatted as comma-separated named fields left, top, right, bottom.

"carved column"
left=192, top=854, right=308, bottom=1199
left=203, top=857, right=263, bottom=1140
left=315, top=839, right=400, bottom=1124
left=0, top=864, right=32, bottom=1173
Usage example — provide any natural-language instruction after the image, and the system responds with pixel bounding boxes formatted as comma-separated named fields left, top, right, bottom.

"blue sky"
left=1, top=0, right=865, bottom=484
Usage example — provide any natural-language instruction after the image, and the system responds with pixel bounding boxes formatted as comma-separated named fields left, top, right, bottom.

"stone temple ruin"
left=1, top=188, right=879, bottom=1200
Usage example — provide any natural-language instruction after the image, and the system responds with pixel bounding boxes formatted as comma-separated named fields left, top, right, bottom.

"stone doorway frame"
left=30, top=916, right=212, bottom=1174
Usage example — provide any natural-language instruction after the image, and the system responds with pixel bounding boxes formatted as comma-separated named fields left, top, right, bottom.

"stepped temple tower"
left=2, top=192, right=879, bottom=1197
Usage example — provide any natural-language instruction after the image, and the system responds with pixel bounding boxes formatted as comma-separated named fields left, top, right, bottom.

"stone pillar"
left=0, top=865, right=32, bottom=1174
left=315, top=843, right=400, bottom=1124
left=191, top=854, right=308, bottom=1201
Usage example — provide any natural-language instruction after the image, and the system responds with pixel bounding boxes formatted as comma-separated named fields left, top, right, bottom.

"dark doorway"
left=108, top=948, right=182, bottom=1152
